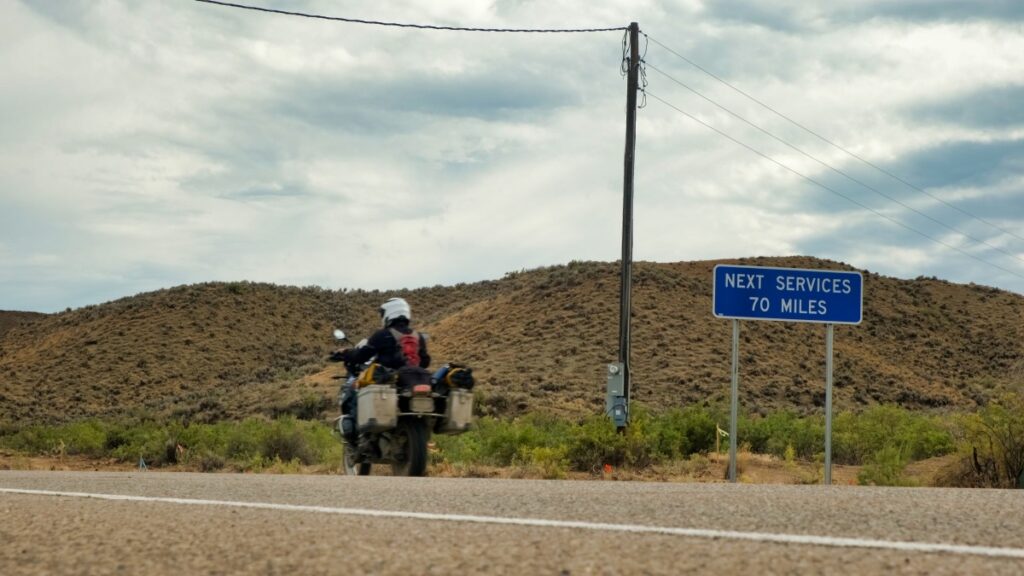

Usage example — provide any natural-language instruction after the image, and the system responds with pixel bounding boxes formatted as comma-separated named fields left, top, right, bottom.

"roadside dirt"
left=0, top=450, right=136, bottom=473
left=0, top=449, right=955, bottom=486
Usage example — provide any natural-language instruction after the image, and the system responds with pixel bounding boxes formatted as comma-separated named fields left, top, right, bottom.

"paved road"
left=1, top=470, right=1022, bottom=574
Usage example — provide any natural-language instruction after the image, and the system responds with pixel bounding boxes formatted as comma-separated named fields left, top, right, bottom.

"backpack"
left=389, top=328, right=421, bottom=367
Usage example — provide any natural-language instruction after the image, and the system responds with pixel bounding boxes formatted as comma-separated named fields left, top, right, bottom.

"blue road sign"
left=713, top=265, right=863, bottom=324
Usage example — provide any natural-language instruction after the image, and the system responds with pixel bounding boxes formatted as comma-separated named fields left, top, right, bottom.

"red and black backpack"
left=389, top=328, right=421, bottom=367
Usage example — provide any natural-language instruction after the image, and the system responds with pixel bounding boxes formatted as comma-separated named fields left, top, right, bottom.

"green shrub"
left=833, top=405, right=953, bottom=465
left=954, top=390, right=1024, bottom=488
left=648, top=413, right=689, bottom=459
left=177, top=421, right=231, bottom=458
left=1, top=420, right=110, bottom=457
left=857, top=444, right=914, bottom=486
left=297, top=418, right=343, bottom=468
left=61, top=421, right=111, bottom=456
left=260, top=417, right=322, bottom=465
left=467, top=415, right=569, bottom=466
left=0, top=401, right=970, bottom=478
left=432, top=428, right=482, bottom=465
left=0, top=416, right=344, bottom=469
left=196, top=450, right=227, bottom=472
left=515, top=446, right=569, bottom=479
left=649, top=406, right=717, bottom=458
left=475, top=418, right=542, bottom=465
left=741, top=411, right=823, bottom=459
left=108, top=421, right=177, bottom=465
left=736, top=405, right=953, bottom=466
left=224, top=418, right=267, bottom=460
left=565, top=415, right=627, bottom=471
left=265, top=456, right=304, bottom=474
left=2, top=427, right=51, bottom=454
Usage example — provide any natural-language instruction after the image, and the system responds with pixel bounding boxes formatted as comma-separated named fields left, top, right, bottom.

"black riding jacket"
left=346, top=319, right=430, bottom=369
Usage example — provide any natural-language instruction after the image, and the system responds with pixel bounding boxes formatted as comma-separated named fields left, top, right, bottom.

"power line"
left=194, top=0, right=625, bottom=33
left=644, top=61, right=1024, bottom=268
left=643, top=33, right=1024, bottom=244
left=644, top=89, right=1024, bottom=282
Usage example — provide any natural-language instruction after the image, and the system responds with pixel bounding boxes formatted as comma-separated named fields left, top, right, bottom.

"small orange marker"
left=603, top=464, right=613, bottom=474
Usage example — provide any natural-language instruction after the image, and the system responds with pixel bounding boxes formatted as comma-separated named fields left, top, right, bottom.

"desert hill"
left=0, top=311, right=45, bottom=339
left=1, top=257, right=1022, bottom=425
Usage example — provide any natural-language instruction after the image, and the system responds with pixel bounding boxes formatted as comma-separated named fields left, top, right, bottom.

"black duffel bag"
left=396, top=366, right=432, bottom=392
left=440, top=364, right=475, bottom=390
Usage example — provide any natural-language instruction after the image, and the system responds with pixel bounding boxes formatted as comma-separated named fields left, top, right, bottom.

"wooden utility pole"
left=618, top=21, right=640, bottom=428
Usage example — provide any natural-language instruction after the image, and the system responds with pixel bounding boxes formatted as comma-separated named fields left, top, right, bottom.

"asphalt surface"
left=1, top=470, right=1023, bottom=574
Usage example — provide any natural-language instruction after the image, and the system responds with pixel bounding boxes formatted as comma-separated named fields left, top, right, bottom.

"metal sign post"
left=712, top=265, right=862, bottom=485
left=729, top=319, right=740, bottom=483
left=825, top=323, right=834, bottom=485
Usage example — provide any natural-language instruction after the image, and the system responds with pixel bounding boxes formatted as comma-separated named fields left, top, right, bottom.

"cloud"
left=697, top=0, right=823, bottom=32
left=842, top=0, right=1024, bottom=24
left=912, top=85, right=1024, bottom=129
left=698, top=0, right=1024, bottom=31
left=886, top=138, right=1024, bottom=191
left=2, top=0, right=1024, bottom=312
left=305, top=70, right=576, bottom=120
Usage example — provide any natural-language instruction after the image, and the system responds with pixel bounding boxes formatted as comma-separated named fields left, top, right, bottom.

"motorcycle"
left=329, top=329, right=474, bottom=477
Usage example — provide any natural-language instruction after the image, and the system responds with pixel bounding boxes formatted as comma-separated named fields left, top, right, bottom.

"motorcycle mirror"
left=333, top=329, right=346, bottom=341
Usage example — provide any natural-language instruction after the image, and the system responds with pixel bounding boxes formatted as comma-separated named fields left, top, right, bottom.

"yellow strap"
left=356, top=363, right=377, bottom=389
left=444, top=368, right=464, bottom=388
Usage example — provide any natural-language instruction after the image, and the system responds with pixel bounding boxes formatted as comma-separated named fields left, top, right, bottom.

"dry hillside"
left=0, top=311, right=45, bottom=340
left=1, top=257, right=1022, bottom=425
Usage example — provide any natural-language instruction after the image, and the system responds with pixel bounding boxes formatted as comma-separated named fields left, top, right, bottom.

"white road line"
left=2, top=487, right=1023, bottom=560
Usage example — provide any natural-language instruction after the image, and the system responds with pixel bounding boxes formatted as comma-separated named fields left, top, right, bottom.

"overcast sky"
left=2, top=0, right=1023, bottom=312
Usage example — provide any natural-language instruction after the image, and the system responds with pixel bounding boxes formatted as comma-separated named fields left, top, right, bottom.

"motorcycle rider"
left=336, top=297, right=430, bottom=443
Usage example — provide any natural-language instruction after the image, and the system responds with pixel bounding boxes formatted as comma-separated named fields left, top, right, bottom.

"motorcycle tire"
left=343, top=443, right=371, bottom=476
left=391, top=418, right=429, bottom=477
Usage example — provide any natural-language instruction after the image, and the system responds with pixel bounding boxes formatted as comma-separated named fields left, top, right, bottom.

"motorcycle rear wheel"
left=343, top=443, right=371, bottom=476
left=391, top=418, right=429, bottom=477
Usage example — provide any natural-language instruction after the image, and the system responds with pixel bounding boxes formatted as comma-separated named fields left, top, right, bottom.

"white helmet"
left=379, top=297, right=411, bottom=327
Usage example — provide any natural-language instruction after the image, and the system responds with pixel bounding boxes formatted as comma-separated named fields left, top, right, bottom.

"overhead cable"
left=621, top=30, right=649, bottom=108
left=194, top=0, right=625, bottom=33
left=644, top=90, right=1024, bottom=281
left=644, top=62, right=1024, bottom=267
left=644, top=33, right=1024, bottom=244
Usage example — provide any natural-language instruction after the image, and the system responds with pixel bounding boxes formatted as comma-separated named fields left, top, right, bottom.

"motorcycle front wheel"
left=391, top=418, right=429, bottom=477
left=343, top=443, right=371, bottom=476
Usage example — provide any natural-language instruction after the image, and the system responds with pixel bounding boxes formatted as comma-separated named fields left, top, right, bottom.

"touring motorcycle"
left=329, top=329, right=474, bottom=477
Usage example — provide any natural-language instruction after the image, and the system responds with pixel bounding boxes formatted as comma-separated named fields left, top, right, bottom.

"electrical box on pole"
left=606, top=362, right=627, bottom=427
left=607, top=21, right=640, bottom=431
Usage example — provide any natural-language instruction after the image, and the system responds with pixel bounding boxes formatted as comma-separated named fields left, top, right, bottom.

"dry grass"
left=426, top=452, right=861, bottom=484
left=0, top=447, right=943, bottom=486
left=1, top=256, right=1022, bottom=426
left=0, top=310, right=44, bottom=339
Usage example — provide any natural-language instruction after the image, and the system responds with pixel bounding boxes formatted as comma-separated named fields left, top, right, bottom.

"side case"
left=357, top=385, right=398, bottom=433
left=438, top=389, right=473, bottom=434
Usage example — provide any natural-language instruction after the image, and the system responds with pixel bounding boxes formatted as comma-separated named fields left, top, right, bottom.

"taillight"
left=413, top=384, right=432, bottom=395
